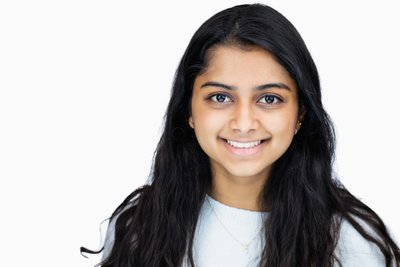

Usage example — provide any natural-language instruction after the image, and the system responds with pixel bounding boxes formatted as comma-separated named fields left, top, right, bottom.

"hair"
left=81, top=3, right=400, bottom=267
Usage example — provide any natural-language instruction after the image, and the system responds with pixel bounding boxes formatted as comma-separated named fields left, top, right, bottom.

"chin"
left=225, top=166, right=270, bottom=179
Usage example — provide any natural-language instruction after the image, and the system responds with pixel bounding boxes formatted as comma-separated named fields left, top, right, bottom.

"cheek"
left=191, top=97, right=224, bottom=128
left=194, top=110, right=226, bottom=137
left=264, top=113, right=296, bottom=137
left=192, top=114, right=223, bottom=157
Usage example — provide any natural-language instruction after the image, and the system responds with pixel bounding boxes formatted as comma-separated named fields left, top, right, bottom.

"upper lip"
left=222, top=138, right=267, bottom=142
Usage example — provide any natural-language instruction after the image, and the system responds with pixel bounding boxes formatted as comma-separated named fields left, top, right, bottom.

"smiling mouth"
left=222, top=138, right=267, bottom=149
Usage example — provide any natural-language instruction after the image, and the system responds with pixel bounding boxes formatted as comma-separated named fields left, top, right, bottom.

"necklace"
left=205, top=195, right=265, bottom=254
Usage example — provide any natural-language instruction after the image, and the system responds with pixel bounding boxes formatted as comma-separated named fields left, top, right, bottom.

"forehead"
left=198, top=45, right=297, bottom=91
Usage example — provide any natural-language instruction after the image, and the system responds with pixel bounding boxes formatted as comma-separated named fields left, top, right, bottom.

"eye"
left=209, top=93, right=232, bottom=103
left=258, top=95, right=282, bottom=105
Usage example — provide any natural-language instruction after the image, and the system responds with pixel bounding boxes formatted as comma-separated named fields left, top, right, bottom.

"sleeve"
left=334, top=218, right=386, bottom=267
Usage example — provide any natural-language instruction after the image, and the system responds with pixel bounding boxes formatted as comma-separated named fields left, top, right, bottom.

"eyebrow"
left=200, top=81, right=291, bottom=91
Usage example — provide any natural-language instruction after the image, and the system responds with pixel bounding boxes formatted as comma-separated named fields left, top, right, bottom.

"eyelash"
left=207, top=93, right=283, bottom=106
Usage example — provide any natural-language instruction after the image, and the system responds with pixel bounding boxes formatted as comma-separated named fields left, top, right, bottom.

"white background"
left=1, top=1, right=399, bottom=266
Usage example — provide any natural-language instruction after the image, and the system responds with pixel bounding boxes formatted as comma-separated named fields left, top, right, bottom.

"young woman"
left=82, top=3, right=400, bottom=267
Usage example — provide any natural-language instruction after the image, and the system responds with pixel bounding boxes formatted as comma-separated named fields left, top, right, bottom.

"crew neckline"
left=205, top=193, right=269, bottom=215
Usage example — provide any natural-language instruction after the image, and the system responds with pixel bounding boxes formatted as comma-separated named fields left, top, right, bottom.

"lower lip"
left=221, top=138, right=266, bottom=156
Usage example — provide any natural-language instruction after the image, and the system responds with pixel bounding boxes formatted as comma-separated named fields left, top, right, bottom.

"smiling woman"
left=81, top=3, right=400, bottom=267
left=189, top=46, right=301, bottom=211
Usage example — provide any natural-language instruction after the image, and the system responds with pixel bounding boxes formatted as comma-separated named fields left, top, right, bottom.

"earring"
left=295, top=122, right=302, bottom=135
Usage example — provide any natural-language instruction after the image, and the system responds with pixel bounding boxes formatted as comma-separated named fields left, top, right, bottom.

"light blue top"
left=103, top=194, right=387, bottom=266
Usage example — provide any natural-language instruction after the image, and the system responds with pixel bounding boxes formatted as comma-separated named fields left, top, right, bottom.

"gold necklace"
left=205, top=195, right=265, bottom=254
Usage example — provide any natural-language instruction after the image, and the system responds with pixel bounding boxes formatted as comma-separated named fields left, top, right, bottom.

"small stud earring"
left=295, top=122, right=302, bottom=135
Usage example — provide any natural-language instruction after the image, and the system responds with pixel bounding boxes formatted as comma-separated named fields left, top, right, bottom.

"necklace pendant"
left=243, top=244, right=249, bottom=254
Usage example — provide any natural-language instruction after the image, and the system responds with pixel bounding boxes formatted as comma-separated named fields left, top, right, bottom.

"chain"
left=206, top=195, right=264, bottom=254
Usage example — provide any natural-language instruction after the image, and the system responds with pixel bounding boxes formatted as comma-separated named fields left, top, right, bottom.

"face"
left=189, top=45, right=301, bottom=182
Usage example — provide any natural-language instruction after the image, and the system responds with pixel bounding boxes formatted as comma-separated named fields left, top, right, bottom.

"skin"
left=189, top=45, right=302, bottom=211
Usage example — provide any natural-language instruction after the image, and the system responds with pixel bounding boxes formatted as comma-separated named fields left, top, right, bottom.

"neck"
left=208, top=168, right=270, bottom=212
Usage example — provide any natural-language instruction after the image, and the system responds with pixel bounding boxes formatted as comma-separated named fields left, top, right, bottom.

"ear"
left=298, top=105, right=306, bottom=123
left=295, top=106, right=306, bottom=135
left=189, top=116, right=194, bottom=129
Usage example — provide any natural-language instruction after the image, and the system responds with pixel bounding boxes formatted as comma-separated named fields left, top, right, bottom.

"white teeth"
left=226, top=139, right=262, bottom=149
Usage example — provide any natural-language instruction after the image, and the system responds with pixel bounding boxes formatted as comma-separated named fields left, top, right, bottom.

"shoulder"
left=334, top=216, right=386, bottom=267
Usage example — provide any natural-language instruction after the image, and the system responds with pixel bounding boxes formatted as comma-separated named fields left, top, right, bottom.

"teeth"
left=226, top=139, right=262, bottom=149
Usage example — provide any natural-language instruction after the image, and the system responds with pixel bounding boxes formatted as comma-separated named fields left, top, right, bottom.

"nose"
left=229, top=102, right=260, bottom=133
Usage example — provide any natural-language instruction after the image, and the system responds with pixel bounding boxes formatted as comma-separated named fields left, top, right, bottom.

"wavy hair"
left=82, top=3, right=400, bottom=266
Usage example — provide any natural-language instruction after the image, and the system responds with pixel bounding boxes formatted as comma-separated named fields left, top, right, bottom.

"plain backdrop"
left=0, top=1, right=399, bottom=266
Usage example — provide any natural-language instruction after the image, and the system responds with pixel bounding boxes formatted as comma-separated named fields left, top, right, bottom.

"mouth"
left=220, top=138, right=268, bottom=156
left=222, top=138, right=266, bottom=149
left=220, top=138, right=270, bottom=158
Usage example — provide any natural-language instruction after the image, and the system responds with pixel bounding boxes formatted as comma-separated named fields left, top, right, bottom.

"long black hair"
left=82, top=3, right=400, bottom=266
